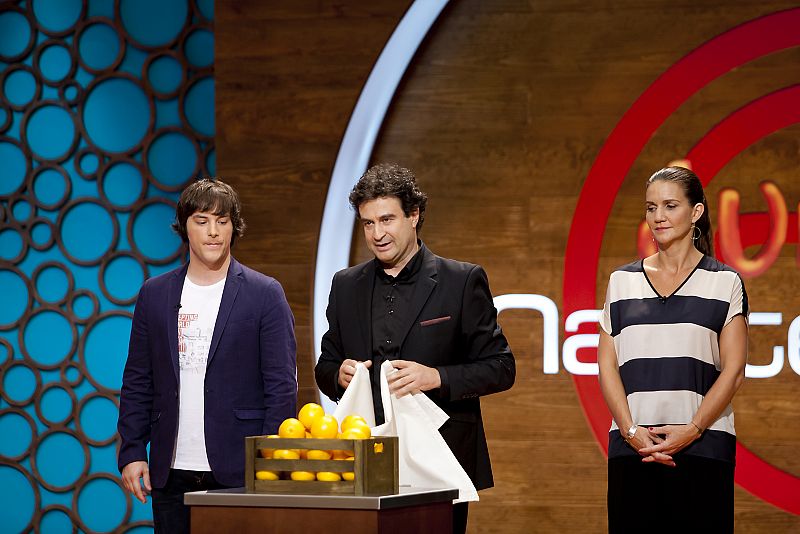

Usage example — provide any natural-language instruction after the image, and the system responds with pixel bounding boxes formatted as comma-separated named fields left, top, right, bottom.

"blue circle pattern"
left=83, top=77, right=150, bottom=153
left=147, top=54, right=183, bottom=95
left=32, top=0, right=83, bottom=34
left=0, top=412, right=33, bottom=457
left=4, top=68, right=37, bottom=107
left=0, top=2, right=214, bottom=531
left=0, top=466, right=35, bottom=533
left=25, top=104, right=76, bottom=160
left=79, top=22, right=121, bottom=71
left=35, top=431, right=85, bottom=487
left=0, top=11, right=32, bottom=58
left=39, top=43, right=72, bottom=82
left=0, top=140, right=27, bottom=194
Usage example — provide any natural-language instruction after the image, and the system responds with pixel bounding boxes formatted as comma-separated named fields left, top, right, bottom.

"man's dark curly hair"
left=172, top=178, right=246, bottom=246
left=349, top=163, right=428, bottom=231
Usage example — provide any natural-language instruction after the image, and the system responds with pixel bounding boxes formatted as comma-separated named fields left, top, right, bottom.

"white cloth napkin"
left=334, top=360, right=478, bottom=503
left=332, top=362, right=376, bottom=427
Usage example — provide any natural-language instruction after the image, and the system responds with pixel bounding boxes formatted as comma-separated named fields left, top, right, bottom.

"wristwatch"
left=624, top=424, right=637, bottom=441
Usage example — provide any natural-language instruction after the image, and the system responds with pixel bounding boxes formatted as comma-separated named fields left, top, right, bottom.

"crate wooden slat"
left=245, top=435, right=398, bottom=496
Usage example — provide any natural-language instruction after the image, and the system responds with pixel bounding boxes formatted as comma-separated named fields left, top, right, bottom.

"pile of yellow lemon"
left=256, top=402, right=372, bottom=482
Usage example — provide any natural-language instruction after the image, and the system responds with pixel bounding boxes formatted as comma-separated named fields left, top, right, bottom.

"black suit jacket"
left=315, top=244, right=515, bottom=490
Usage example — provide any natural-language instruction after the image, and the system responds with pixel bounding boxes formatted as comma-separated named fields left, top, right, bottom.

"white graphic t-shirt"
left=172, top=276, right=226, bottom=471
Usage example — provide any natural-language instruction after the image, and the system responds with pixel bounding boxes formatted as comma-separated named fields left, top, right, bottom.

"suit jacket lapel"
left=355, top=261, right=375, bottom=357
left=168, top=263, right=190, bottom=383
left=207, top=258, right=243, bottom=366
left=397, top=247, right=437, bottom=350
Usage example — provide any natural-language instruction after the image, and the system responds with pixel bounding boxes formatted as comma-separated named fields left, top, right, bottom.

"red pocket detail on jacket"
left=419, top=315, right=452, bottom=327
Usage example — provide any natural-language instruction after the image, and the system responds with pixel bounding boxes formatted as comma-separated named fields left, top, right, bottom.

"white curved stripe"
left=313, top=0, right=449, bottom=413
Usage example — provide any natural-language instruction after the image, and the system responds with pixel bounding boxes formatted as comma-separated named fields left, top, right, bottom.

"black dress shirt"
left=371, top=242, right=424, bottom=362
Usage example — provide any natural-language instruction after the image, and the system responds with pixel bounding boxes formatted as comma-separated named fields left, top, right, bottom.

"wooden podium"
left=185, top=487, right=458, bottom=534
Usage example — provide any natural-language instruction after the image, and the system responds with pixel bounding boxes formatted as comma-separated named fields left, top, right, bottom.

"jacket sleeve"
left=117, top=284, right=154, bottom=471
left=259, top=279, right=298, bottom=435
left=436, top=265, right=516, bottom=401
left=315, top=272, right=346, bottom=402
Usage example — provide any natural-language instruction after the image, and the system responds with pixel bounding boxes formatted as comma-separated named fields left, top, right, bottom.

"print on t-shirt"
left=178, top=313, right=212, bottom=372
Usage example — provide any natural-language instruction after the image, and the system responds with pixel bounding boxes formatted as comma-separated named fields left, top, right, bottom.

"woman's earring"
left=692, top=224, right=701, bottom=241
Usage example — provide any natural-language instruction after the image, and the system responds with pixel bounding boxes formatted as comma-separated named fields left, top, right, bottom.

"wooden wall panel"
left=217, top=1, right=800, bottom=531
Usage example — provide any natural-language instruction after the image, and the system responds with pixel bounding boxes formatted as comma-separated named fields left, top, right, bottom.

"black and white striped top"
left=599, top=255, right=748, bottom=463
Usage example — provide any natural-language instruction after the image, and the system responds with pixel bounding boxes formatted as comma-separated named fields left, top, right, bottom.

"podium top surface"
left=184, top=486, right=459, bottom=510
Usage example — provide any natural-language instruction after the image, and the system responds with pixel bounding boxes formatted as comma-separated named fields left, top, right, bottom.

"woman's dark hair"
left=349, top=163, right=428, bottom=231
left=172, top=178, right=246, bottom=245
left=647, top=166, right=713, bottom=256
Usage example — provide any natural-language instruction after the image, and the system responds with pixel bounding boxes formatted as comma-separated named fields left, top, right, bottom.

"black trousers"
left=453, top=502, right=469, bottom=534
left=608, top=455, right=734, bottom=534
left=151, top=469, right=229, bottom=534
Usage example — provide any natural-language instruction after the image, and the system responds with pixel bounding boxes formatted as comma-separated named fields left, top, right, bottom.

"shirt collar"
left=375, top=240, right=425, bottom=282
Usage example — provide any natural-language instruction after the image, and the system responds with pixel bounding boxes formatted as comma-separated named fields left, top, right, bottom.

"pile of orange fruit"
left=256, top=402, right=372, bottom=482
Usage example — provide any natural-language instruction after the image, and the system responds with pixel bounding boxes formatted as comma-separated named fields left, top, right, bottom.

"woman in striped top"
left=598, top=166, right=748, bottom=533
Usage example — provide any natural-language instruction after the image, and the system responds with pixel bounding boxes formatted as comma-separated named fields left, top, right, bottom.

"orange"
left=307, top=449, right=332, bottom=460
left=343, top=420, right=371, bottom=438
left=278, top=418, right=306, bottom=439
left=310, top=414, right=339, bottom=439
left=255, top=470, right=279, bottom=481
left=258, top=434, right=280, bottom=459
left=298, top=402, right=325, bottom=431
left=341, top=415, right=368, bottom=432
left=290, top=471, right=315, bottom=481
left=342, top=472, right=355, bottom=481
left=340, top=427, right=369, bottom=440
left=316, top=471, right=341, bottom=482
left=272, top=449, right=300, bottom=460
left=331, top=449, right=350, bottom=460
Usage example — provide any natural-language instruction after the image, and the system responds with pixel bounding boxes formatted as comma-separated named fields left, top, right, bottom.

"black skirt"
left=608, top=454, right=734, bottom=534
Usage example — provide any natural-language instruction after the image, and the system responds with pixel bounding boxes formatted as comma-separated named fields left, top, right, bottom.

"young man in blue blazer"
left=118, top=178, right=297, bottom=533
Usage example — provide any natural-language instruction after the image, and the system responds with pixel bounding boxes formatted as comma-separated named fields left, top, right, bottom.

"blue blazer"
left=117, top=257, right=297, bottom=488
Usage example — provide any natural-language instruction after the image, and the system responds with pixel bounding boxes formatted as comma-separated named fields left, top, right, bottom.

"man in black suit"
left=315, top=163, right=515, bottom=534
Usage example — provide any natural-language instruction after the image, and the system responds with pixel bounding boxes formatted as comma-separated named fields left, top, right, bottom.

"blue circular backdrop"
left=119, top=0, right=188, bottom=48
left=78, top=22, right=121, bottom=71
left=59, top=200, right=116, bottom=264
left=0, top=465, right=35, bottom=533
left=83, top=314, right=132, bottom=391
left=0, top=11, right=32, bottom=58
left=83, top=77, right=150, bottom=153
left=32, top=0, right=83, bottom=34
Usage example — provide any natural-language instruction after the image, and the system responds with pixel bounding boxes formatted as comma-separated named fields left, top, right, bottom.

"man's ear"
left=410, top=208, right=420, bottom=228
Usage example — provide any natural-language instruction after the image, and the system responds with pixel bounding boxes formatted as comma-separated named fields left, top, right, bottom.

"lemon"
left=342, top=472, right=355, bottom=481
left=255, top=470, right=279, bottom=481
left=316, top=471, right=342, bottom=482
left=307, top=449, right=332, bottom=460
left=272, top=449, right=300, bottom=460
left=290, top=471, right=315, bottom=481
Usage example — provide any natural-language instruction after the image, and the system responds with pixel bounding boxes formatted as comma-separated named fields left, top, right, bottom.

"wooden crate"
left=244, top=436, right=399, bottom=496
